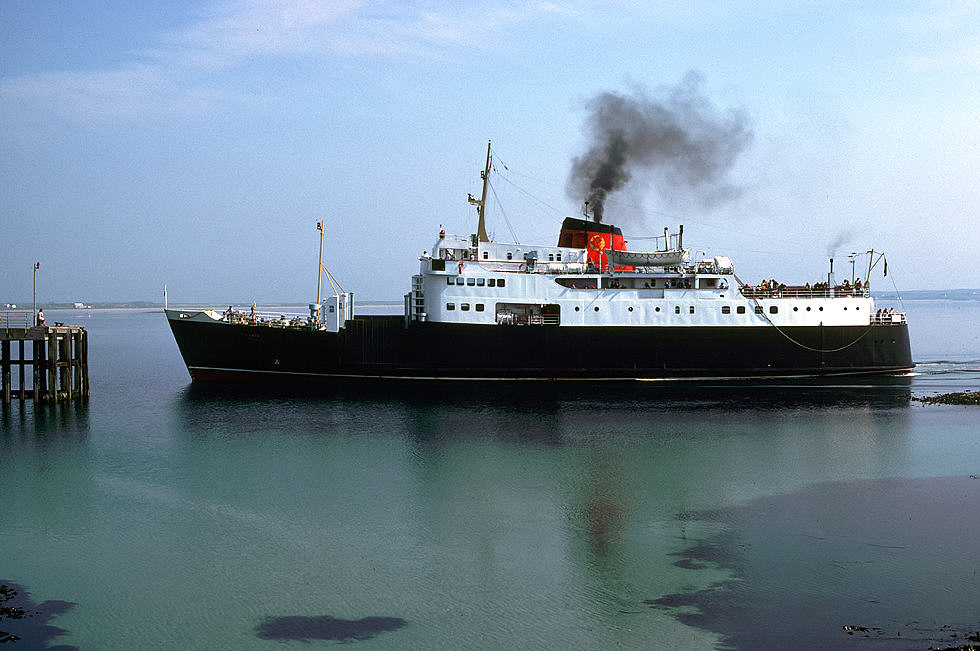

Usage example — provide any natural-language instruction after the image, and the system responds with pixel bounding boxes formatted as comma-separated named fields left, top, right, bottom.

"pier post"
left=1, top=340, right=9, bottom=404
left=81, top=329, right=89, bottom=398
left=59, top=331, right=70, bottom=400
left=33, top=339, right=45, bottom=405
left=47, top=331, right=57, bottom=404
left=18, top=340, right=26, bottom=401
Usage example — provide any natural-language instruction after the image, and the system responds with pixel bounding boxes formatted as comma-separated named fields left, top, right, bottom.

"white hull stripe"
left=186, top=365, right=914, bottom=382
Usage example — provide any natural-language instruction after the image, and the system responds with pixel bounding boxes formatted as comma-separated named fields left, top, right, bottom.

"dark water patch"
left=0, top=582, right=76, bottom=650
left=254, top=615, right=406, bottom=642
left=646, top=476, right=980, bottom=650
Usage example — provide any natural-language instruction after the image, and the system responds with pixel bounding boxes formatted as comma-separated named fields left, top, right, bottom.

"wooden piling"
left=0, top=313, right=89, bottom=405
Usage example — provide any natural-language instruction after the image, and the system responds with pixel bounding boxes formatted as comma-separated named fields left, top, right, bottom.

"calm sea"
left=2, top=295, right=978, bottom=650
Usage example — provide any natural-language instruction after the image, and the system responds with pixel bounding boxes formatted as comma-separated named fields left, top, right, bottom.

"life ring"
left=588, top=234, right=606, bottom=251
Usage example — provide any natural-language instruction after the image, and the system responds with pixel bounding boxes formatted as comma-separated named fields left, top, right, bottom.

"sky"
left=2, top=0, right=979, bottom=304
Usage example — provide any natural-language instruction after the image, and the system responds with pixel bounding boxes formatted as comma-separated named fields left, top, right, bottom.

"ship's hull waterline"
left=167, top=313, right=914, bottom=383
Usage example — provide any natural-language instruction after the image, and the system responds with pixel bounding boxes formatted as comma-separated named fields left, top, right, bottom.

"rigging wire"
left=487, top=179, right=520, bottom=244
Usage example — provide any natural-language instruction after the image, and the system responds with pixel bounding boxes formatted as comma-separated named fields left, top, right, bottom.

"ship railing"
left=870, top=312, right=906, bottom=325
left=223, top=308, right=312, bottom=328
left=740, top=286, right=871, bottom=299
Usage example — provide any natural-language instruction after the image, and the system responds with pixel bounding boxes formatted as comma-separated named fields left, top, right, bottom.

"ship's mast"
left=467, top=140, right=492, bottom=243
left=316, top=221, right=324, bottom=304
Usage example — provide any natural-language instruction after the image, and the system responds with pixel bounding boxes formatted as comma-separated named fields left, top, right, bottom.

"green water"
left=2, top=303, right=978, bottom=649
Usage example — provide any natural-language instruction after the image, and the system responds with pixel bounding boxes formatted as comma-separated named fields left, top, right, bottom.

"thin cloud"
left=0, top=0, right=546, bottom=129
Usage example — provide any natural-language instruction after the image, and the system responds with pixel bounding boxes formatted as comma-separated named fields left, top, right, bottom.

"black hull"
left=167, top=315, right=914, bottom=382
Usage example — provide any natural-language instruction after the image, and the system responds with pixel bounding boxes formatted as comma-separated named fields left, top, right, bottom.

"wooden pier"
left=1, top=311, right=89, bottom=405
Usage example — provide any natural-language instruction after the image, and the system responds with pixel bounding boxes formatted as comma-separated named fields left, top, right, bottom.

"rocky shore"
left=914, top=391, right=980, bottom=405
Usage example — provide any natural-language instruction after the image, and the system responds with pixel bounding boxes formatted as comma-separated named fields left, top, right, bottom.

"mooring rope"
left=733, top=274, right=875, bottom=353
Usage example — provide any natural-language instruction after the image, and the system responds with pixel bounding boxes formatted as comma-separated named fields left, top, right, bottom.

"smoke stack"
left=567, top=72, right=752, bottom=224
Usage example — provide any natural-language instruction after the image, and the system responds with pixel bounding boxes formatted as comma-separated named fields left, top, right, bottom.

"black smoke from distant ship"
left=567, top=72, right=753, bottom=223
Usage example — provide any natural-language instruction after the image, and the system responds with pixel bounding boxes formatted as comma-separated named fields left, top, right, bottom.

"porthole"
left=819, top=306, right=824, bottom=311
left=594, top=306, right=600, bottom=312
left=655, top=306, right=661, bottom=312
left=793, top=306, right=799, bottom=312
left=806, top=306, right=811, bottom=311
left=628, top=306, right=634, bottom=312
left=574, top=306, right=580, bottom=312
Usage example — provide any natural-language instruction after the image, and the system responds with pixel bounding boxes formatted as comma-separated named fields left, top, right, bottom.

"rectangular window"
left=557, top=253, right=562, bottom=261
left=548, top=253, right=554, bottom=261
left=674, top=306, right=681, bottom=314
left=497, top=279, right=506, bottom=288
left=446, top=303, right=455, bottom=310
left=482, top=251, right=488, bottom=259
left=431, top=259, right=445, bottom=271
left=466, top=278, right=475, bottom=286
left=755, top=306, right=764, bottom=314
left=689, top=306, right=695, bottom=314
left=477, top=278, right=485, bottom=286
left=507, top=252, right=513, bottom=260
left=456, top=278, right=464, bottom=285
left=475, top=304, right=485, bottom=312
left=737, top=305, right=746, bottom=314
left=721, top=306, right=731, bottom=314
left=446, top=278, right=454, bottom=285
left=488, top=279, right=496, bottom=287
left=769, top=306, right=778, bottom=314
left=461, top=303, right=470, bottom=311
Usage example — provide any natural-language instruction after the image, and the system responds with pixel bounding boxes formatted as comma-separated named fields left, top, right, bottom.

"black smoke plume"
left=568, top=72, right=753, bottom=222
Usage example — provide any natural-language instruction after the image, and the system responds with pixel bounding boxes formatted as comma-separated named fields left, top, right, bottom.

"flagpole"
left=33, top=262, right=38, bottom=325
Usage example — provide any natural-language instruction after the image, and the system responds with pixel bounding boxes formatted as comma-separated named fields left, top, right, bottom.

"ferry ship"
left=166, top=145, right=913, bottom=382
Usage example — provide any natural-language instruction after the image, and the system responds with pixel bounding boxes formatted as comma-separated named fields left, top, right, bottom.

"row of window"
left=447, top=277, right=507, bottom=287
left=443, top=302, right=856, bottom=315
left=483, top=251, right=564, bottom=261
